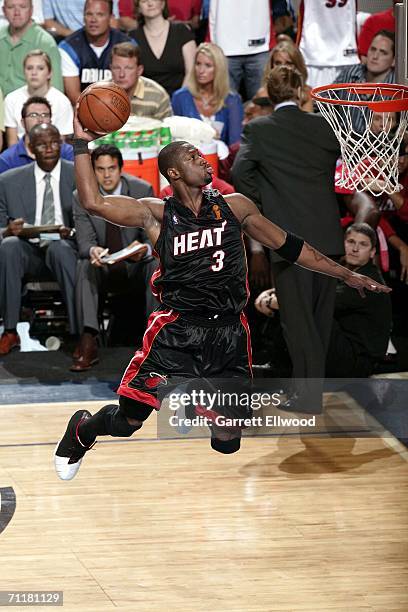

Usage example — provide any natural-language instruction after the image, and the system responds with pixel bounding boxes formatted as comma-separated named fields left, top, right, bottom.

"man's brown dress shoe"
left=0, top=331, right=20, bottom=355
left=70, top=333, right=99, bottom=372
left=72, top=343, right=81, bottom=360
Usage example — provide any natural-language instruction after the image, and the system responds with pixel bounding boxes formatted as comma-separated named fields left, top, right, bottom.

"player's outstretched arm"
left=72, top=107, right=163, bottom=245
left=226, top=193, right=391, bottom=296
left=296, top=241, right=391, bottom=296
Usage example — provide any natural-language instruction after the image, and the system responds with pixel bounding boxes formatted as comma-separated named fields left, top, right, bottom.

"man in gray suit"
left=0, top=123, right=77, bottom=355
left=71, top=144, right=157, bottom=372
left=233, top=65, right=344, bottom=413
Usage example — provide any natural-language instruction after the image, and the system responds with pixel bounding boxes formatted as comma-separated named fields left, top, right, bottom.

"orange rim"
left=311, top=82, right=408, bottom=112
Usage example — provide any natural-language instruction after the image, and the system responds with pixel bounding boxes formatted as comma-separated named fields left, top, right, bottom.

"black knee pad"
left=111, top=410, right=142, bottom=437
left=211, top=437, right=241, bottom=454
left=94, top=404, right=139, bottom=437
left=119, top=395, right=154, bottom=421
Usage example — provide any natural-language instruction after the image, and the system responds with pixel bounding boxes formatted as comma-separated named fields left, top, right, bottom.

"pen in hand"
left=90, top=247, right=109, bottom=266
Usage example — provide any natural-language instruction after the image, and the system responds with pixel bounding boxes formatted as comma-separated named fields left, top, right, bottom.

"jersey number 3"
left=211, top=250, right=225, bottom=272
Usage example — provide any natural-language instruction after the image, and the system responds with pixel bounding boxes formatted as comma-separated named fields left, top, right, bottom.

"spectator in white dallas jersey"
left=208, top=0, right=276, bottom=100
left=297, top=0, right=359, bottom=88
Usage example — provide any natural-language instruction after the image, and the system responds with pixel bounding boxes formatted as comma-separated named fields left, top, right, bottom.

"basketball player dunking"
left=54, top=109, right=390, bottom=480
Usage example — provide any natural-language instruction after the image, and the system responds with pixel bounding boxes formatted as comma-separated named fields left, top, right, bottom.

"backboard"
left=395, top=1, right=408, bottom=85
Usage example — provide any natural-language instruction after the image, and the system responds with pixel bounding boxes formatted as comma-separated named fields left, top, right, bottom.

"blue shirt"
left=171, top=87, right=243, bottom=146
left=0, top=138, right=74, bottom=174
left=43, top=0, right=119, bottom=32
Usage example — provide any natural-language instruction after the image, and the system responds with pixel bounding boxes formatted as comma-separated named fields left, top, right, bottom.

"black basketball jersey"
left=152, top=190, right=249, bottom=316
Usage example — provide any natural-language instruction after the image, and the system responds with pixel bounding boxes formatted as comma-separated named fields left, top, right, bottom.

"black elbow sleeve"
left=274, top=232, right=304, bottom=263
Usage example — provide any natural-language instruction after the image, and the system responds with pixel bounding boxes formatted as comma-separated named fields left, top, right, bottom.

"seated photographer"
left=72, top=144, right=158, bottom=372
left=0, top=124, right=77, bottom=354
left=255, top=223, right=392, bottom=378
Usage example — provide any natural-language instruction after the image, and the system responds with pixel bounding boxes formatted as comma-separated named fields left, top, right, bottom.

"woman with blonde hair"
left=171, top=42, right=244, bottom=146
left=259, top=40, right=313, bottom=113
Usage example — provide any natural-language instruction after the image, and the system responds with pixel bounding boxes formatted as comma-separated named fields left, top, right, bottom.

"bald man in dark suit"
left=0, top=125, right=77, bottom=355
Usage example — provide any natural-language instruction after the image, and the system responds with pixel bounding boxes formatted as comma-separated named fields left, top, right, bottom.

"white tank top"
left=298, top=0, right=359, bottom=67
left=209, top=0, right=271, bottom=56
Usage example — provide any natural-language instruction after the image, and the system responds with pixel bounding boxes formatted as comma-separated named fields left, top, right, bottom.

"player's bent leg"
left=54, top=397, right=154, bottom=481
left=78, top=398, right=153, bottom=441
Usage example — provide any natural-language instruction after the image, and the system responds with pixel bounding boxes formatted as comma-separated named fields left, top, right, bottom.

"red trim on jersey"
left=268, top=0, right=276, bottom=49
left=241, top=233, right=250, bottom=308
left=117, top=309, right=179, bottom=408
left=295, top=0, right=304, bottom=47
left=150, top=263, right=163, bottom=302
left=240, top=312, right=253, bottom=377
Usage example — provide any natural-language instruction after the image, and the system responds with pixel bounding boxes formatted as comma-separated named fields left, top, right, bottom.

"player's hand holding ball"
left=75, top=81, right=131, bottom=141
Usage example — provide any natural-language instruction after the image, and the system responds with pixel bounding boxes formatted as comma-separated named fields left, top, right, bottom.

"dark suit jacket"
left=232, top=105, right=344, bottom=256
left=0, top=160, right=75, bottom=241
left=73, top=173, right=154, bottom=259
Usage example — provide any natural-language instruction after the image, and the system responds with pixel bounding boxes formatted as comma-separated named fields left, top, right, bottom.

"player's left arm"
left=225, top=193, right=391, bottom=296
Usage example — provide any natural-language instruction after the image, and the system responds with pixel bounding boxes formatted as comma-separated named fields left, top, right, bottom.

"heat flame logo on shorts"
left=145, top=372, right=168, bottom=389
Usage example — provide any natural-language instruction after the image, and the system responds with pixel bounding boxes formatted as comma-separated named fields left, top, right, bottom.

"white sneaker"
left=54, top=410, right=95, bottom=480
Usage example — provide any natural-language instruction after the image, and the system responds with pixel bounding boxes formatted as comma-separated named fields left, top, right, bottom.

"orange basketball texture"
left=77, top=82, right=131, bottom=134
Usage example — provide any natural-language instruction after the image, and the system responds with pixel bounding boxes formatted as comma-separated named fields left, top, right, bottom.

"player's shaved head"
left=158, top=141, right=190, bottom=180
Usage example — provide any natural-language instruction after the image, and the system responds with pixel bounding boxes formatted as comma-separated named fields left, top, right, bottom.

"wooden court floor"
left=0, top=398, right=408, bottom=611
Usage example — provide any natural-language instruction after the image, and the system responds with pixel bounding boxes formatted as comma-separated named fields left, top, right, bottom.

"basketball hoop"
left=311, top=83, right=408, bottom=195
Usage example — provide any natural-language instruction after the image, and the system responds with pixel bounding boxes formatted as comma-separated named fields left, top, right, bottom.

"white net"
left=312, top=84, right=408, bottom=196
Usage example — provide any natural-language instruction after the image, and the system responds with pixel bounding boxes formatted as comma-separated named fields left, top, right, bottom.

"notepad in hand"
left=99, top=241, right=148, bottom=265
left=20, top=224, right=62, bottom=238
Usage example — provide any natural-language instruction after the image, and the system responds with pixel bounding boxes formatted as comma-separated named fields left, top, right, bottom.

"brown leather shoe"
left=0, top=331, right=20, bottom=355
left=72, top=343, right=81, bottom=361
left=70, top=332, right=99, bottom=372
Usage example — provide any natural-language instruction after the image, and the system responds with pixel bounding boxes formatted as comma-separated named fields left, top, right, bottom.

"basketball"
left=77, top=81, right=131, bottom=135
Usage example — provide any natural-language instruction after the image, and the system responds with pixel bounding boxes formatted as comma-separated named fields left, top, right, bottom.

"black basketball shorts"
left=117, top=308, right=252, bottom=411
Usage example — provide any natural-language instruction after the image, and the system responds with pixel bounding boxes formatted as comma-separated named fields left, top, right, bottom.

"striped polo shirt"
left=130, top=76, right=173, bottom=121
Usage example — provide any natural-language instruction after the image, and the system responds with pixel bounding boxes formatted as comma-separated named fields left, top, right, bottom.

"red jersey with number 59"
left=152, top=190, right=249, bottom=316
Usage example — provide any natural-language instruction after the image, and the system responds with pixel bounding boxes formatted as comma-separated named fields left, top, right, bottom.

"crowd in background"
left=0, top=0, right=405, bottom=379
